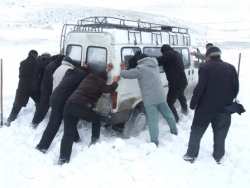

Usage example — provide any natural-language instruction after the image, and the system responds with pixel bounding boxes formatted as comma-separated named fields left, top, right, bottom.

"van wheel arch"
left=122, top=103, right=147, bottom=138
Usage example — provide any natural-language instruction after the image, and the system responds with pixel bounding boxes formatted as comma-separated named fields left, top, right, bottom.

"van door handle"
left=192, top=70, right=194, bottom=74
left=188, top=70, right=190, bottom=75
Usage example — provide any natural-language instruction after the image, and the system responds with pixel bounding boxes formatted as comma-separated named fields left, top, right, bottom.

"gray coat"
left=195, top=53, right=206, bottom=61
left=121, top=57, right=166, bottom=106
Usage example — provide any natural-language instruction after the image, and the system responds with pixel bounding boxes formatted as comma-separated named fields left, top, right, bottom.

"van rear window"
left=87, top=47, right=107, bottom=73
left=66, top=45, right=82, bottom=66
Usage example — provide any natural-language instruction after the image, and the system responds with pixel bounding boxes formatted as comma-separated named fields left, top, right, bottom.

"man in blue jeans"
left=120, top=54, right=177, bottom=146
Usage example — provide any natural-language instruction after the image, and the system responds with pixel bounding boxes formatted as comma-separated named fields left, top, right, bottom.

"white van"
left=60, top=16, right=204, bottom=137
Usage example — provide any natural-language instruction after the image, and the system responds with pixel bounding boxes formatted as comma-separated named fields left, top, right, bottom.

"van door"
left=190, top=47, right=203, bottom=92
left=85, top=46, right=112, bottom=116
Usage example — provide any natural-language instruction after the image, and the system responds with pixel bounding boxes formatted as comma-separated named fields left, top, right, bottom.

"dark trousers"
left=60, top=102, right=101, bottom=161
left=7, top=106, right=22, bottom=122
left=8, top=80, right=40, bottom=122
left=167, top=84, right=187, bottom=122
left=186, top=110, right=231, bottom=160
left=32, top=92, right=50, bottom=124
left=37, top=99, right=80, bottom=150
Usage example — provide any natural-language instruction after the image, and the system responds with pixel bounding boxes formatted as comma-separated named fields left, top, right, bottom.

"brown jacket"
left=68, top=72, right=118, bottom=108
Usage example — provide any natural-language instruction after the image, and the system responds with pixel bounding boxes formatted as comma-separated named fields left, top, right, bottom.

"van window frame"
left=66, top=44, right=82, bottom=67
left=86, top=46, right=108, bottom=73
left=172, top=47, right=190, bottom=69
left=143, top=47, right=164, bottom=73
left=121, top=47, right=141, bottom=68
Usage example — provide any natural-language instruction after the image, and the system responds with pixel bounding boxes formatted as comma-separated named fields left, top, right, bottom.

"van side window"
left=182, top=48, right=190, bottom=69
left=86, top=47, right=107, bottom=73
left=143, top=47, right=164, bottom=73
left=121, top=47, right=141, bottom=68
left=66, top=45, right=82, bottom=66
left=173, top=47, right=190, bottom=69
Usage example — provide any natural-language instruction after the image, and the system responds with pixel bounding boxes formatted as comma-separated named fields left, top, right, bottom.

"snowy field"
left=0, top=0, right=250, bottom=187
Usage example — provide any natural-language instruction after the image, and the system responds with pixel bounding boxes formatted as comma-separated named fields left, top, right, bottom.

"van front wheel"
left=122, top=104, right=147, bottom=138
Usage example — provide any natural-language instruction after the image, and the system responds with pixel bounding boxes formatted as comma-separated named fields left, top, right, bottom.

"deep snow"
left=0, top=0, right=250, bottom=187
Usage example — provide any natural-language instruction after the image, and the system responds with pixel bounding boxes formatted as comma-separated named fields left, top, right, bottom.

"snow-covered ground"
left=0, top=0, right=250, bottom=187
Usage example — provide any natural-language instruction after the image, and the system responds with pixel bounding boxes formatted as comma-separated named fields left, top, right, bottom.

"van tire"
left=122, top=104, right=147, bottom=138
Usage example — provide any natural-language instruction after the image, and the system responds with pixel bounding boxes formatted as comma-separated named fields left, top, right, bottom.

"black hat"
left=161, top=44, right=173, bottom=53
left=205, top=46, right=221, bottom=57
left=97, top=70, right=108, bottom=81
left=28, top=50, right=38, bottom=57
left=41, top=52, right=51, bottom=58
left=205, top=43, right=213, bottom=48
left=63, top=56, right=74, bottom=65
left=137, top=53, right=148, bottom=61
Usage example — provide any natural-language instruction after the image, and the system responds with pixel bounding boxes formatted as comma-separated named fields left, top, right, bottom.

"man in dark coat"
left=58, top=64, right=120, bottom=165
left=31, top=55, right=65, bottom=128
left=156, top=44, right=188, bottom=123
left=35, top=65, right=87, bottom=153
left=183, top=46, right=239, bottom=164
left=5, top=50, right=41, bottom=126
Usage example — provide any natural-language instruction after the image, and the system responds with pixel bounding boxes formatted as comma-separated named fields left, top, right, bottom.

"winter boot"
left=183, top=154, right=196, bottom=163
left=214, top=158, right=221, bottom=164
left=35, top=145, right=47, bottom=154
left=58, top=158, right=69, bottom=165
left=30, top=122, right=39, bottom=129
left=89, top=137, right=99, bottom=147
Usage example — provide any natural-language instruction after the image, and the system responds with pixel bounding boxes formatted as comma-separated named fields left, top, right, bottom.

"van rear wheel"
left=122, top=104, right=147, bottom=138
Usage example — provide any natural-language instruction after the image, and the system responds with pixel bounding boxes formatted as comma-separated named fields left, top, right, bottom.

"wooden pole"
left=235, top=53, right=241, bottom=102
left=0, top=59, right=3, bottom=126
left=237, top=53, right=241, bottom=77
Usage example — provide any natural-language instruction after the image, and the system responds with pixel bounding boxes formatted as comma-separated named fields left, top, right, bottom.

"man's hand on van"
left=120, top=61, right=127, bottom=70
left=106, top=63, right=114, bottom=72
left=190, top=51, right=197, bottom=56
left=82, top=61, right=88, bottom=68
left=113, top=76, right=120, bottom=82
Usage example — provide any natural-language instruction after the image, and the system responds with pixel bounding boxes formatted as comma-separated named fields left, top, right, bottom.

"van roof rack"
left=76, top=16, right=189, bottom=34
left=60, top=16, right=190, bottom=51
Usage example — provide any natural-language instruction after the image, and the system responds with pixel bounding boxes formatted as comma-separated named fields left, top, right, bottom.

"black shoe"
left=74, top=138, right=82, bottom=143
left=104, top=124, right=112, bottom=129
left=215, top=158, right=221, bottom=164
left=4, top=118, right=11, bottom=127
left=112, top=124, right=125, bottom=133
left=181, top=109, right=188, bottom=116
left=89, top=137, right=99, bottom=147
left=35, top=145, right=47, bottom=154
left=58, top=158, right=68, bottom=165
left=30, top=122, right=39, bottom=129
left=183, top=154, right=196, bottom=163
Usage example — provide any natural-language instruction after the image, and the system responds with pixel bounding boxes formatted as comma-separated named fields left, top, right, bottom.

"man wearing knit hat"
left=183, top=46, right=239, bottom=164
left=157, top=44, right=188, bottom=123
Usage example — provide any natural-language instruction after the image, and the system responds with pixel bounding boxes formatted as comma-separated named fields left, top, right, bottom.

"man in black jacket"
left=5, top=50, right=41, bottom=126
left=35, top=65, right=86, bottom=153
left=183, top=46, right=239, bottom=164
left=31, top=55, right=65, bottom=128
left=157, top=44, right=188, bottom=123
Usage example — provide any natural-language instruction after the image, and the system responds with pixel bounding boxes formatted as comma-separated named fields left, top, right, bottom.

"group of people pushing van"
left=4, top=43, right=239, bottom=165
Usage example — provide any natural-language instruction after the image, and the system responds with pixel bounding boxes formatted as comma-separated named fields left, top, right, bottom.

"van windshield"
left=87, top=47, right=107, bottom=73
